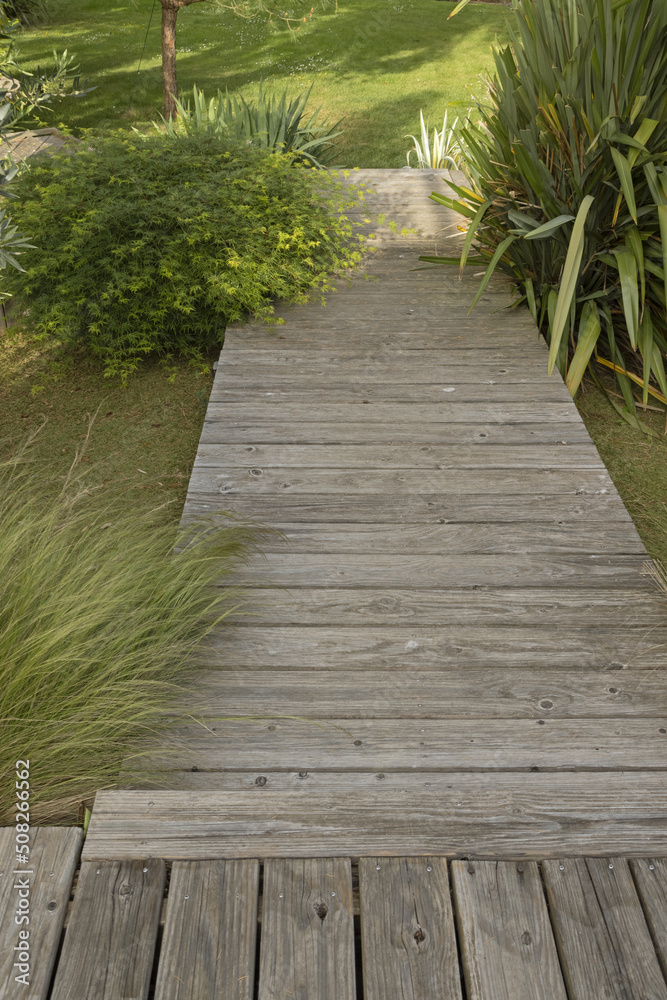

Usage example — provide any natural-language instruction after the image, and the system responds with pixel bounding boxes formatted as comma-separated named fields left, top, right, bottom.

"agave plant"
left=158, top=82, right=343, bottom=168
left=423, top=0, right=667, bottom=425
left=405, top=110, right=461, bottom=169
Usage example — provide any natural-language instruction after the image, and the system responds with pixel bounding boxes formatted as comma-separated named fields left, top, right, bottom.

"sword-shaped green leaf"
left=547, top=194, right=594, bottom=374
left=613, top=248, right=639, bottom=348
left=610, top=146, right=638, bottom=223
left=468, top=235, right=517, bottom=312
left=566, top=300, right=601, bottom=396
left=524, top=213, right=575, bottom=239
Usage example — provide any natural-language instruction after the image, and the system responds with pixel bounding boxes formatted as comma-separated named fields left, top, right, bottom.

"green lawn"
left=16, top=0, right=510, bottom=166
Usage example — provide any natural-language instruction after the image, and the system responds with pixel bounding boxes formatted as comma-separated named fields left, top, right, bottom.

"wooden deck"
left=84, top=168, right=667, bottom=860
left=4, top=828, right=667, bottom=999
left=4, top=169, right=667, bottom=998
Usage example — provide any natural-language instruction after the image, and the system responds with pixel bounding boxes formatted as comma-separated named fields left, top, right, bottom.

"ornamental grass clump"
left=0, top=447, right=256, bottom=823
left=424, top=0, right=667, bottom=427
left=4, top=130, right=364, bottom=380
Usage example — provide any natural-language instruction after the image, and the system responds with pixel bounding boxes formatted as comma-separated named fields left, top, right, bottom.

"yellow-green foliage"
left=4, top=130, right=364, bottom=380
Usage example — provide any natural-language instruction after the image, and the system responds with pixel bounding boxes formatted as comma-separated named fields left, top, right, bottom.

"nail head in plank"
left=542, top=857, right=667, bottom=1000
left=153, top=860, right=259, bottom=1000
left=50, top=859, right=164, bottom=1000
left=359, top=857, right=462, bottom=1000
left=451, top=860, right=567, bottom=1000
left=630, top=858, right=667, bottom=980
left=0, top=827, right=82, bottom=1000
left=258, top=858, right=355, bottom=1000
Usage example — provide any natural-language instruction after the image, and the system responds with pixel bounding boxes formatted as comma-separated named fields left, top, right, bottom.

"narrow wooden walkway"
left=86, top=168, right=667, bottom=859
left=4, top=829, right=667, bottom=999
left=4, top=169, right=667, bottom=998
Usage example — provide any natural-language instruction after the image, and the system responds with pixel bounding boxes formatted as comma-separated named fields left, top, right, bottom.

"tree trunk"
left=161, top=3, right=180, bottom=120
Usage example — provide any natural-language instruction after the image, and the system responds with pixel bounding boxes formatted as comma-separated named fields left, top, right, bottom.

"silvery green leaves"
left=422, top=0, right=667, bottom=424
left=158, top=82, right=343, bottom=168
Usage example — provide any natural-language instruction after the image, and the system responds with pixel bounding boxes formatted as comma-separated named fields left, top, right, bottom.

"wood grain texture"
left=258, top=858, right=355, bottom=1000
left=630, top=858, right=667, bottom=980
left=451, top=860, right=568, bottom=1000
left=200, top=626, right=663, bottom=670
left=358, top=857, right=462, bottom=1000
left=210, top=381, right=573, bottom=404
left=0, top=827, right=82, bottom=1000
left=203, top=401, right=581, bottom=425
left=50, top=859, right=164, bottom=1000
left=226, top=521, right=644, bottom=553
left=542, top=857, right=667, bottom=1000
left=153, top=860, right=259, bottom=1000
left=185, top=492, right=633, bottom=523
left=216, top=587, right=664, bottom=627
left=83, top=780, right=667, bottom=860
left=198, top=419, right=596, bottom=446
left=226, top=552, right=647, bottom=588
left=173, top=668, right=667, bottom=718
left=195, top=442, right=604, bottom=469
left=135, top=717, right=667, bottom=773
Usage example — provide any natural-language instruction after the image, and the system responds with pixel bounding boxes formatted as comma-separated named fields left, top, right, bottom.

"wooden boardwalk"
left=84, top=169, right=667, bottom=859
left=4, top=169, right=667, bottom=998
left=4, top=828, right=667, bottom=999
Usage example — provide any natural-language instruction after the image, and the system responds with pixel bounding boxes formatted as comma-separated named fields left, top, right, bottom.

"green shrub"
left=4, top=130, right=364, bottom=380
left=0, top=449, right=256, bottom=823
left=424, top=0, right=667, bottom=426
left=161, top=83, right=344, bottom=168
left=1, top=0, right=47, bottom=26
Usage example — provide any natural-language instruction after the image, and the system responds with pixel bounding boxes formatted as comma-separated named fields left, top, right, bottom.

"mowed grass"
left=15, top=0, right=510, bottom=167
left=577, top=377, right=667, bottom=567
left=0, top=336, right=217, bottom=521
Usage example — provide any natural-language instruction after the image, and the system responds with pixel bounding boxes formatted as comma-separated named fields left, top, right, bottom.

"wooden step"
left=83, top=777, right=667, bottom=860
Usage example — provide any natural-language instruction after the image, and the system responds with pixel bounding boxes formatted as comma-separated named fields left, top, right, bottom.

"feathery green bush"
left=0, top=447, right=255, bottom=823
left=4, top=130, right=364, bottom=380
left=424, top=0, right=667, bottom=426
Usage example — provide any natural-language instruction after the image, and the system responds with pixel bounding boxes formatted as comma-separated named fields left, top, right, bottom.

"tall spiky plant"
left=424, top=0, right=667, bottom=427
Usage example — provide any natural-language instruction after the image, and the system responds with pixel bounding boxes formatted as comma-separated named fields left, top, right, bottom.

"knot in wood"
left=414, top=927, right=426, bottom=944
left=314, top=901, right=328, bottom=921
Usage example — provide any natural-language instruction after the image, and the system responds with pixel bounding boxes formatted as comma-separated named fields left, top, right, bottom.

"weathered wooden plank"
left=190, top=466, right=615, bottom=498
left=224, top=329, right=546, bottom=351
left=0, top=827, right=82, bottom=1000
left=173, top=668, right=667, bottom=718
left=195, top=443, right=604, bottom=469
left=139, top=717, right=667, bottom=773
left=200, top=625, right=666, bottom=670
left=153, top=860, right=259, bottom=1000
left=216, top=587, right=664, bottom=627
left=216, top=349, right=549, bottom=373
left=204, top=401, right=580, bottom=424
left=210, top=382, right=572, bottom=404
left=359, top=857, right=462, bottom=1000
left=451, top=861, right=568, bottom=1000
left=199, top=419, right=593, bottom=447
left=223, top=521, right=644, bottom=553
left=258, top=858, right=355, bottom=1000
left=629, top=858, right=667, bottom=978
left=82, top=777, right=667, bottom=859
left=217, top=350, right=550, bottom=373
left=50, top=859, right=164, bottom=1000
left=227, top=552, right=647, bottom=588
left=185, top=492, right=633, bottom=522
left=542, top=857, right=667, bottom=1000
